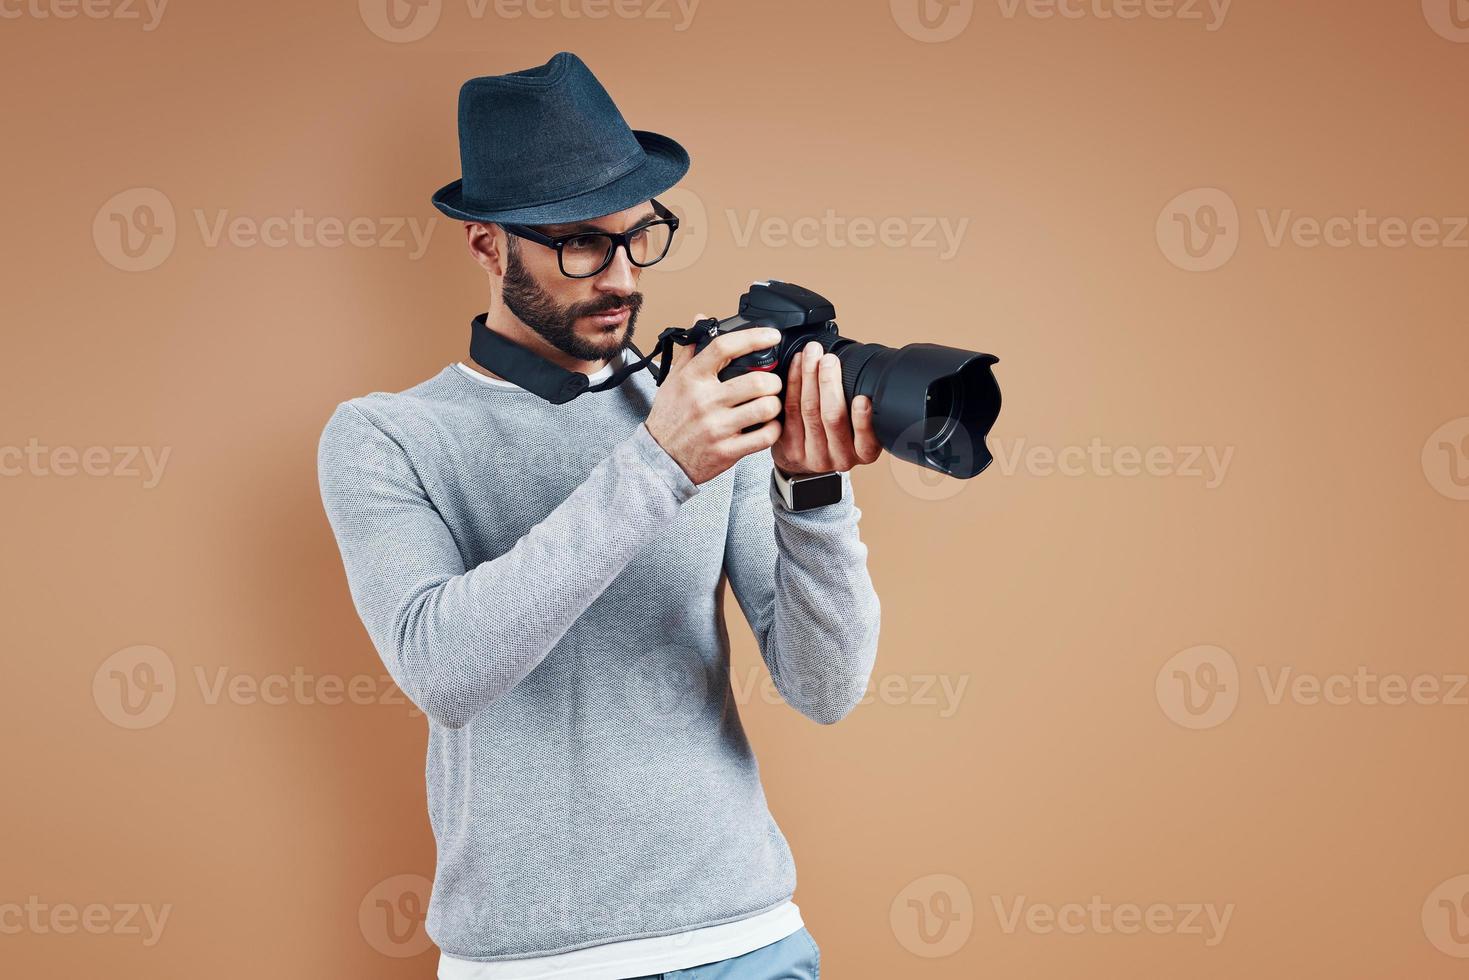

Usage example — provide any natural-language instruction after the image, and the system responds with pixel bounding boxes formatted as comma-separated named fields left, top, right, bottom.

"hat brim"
left=430, top=130, right=689, bottom=225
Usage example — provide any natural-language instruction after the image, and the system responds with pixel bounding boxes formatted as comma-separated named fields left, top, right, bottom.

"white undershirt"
left=445, top=346, right=803, bottom=976
left=455, top=347, right=636, bottom=390
left=438, top=902, right=804, bottom=980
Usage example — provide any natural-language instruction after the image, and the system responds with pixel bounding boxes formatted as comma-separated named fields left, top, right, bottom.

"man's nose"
left=595, top=243, right=638, bottom=293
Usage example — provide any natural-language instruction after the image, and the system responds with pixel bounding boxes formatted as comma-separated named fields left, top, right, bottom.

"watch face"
left=791, top=473, right=843, bottom=510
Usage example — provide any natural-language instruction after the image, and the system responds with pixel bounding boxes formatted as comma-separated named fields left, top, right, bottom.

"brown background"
left=3, top=0, right=1469, bottom=976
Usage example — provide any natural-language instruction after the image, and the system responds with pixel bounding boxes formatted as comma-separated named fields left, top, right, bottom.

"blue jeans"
left=625, top=927, right=821, bottom=979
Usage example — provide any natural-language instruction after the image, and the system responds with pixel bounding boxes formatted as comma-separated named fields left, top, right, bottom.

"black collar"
left=466, top=313, right=655, bottom=404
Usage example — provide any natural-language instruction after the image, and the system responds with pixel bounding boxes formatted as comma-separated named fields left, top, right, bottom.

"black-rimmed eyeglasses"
left=501, top=199, right=680, bottom=279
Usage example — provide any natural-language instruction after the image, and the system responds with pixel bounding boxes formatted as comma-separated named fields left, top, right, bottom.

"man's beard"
left=501, top=241, right=643, bottom=363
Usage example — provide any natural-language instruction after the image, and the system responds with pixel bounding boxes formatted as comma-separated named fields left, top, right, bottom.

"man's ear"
left=466, top=222, right=507, bottom=279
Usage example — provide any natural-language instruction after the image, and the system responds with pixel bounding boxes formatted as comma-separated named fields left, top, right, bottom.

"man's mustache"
left=573, top=293, right=643, bottom=318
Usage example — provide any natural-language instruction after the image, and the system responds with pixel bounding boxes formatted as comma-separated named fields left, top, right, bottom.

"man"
left=318, top=51, right=882, bottom=979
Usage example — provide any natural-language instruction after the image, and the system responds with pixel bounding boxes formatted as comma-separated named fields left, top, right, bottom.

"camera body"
left=691, top=280, right=840, bottom=388
left=688, top=280, right=1002, bottom=480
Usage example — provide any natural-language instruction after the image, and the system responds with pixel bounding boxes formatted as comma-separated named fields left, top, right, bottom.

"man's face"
left=498, top=200, right=654, bottom=363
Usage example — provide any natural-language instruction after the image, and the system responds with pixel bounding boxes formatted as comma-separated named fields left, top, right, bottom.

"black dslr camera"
left=686, top=281, right=1001, bottom=479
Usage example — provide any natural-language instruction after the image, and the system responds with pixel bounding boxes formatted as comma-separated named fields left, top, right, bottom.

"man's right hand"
left=643, top=323, right=786, bottom=487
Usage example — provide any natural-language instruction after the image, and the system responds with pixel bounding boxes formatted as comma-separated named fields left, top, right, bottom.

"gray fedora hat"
left=431, top=51, right=690, bottom=226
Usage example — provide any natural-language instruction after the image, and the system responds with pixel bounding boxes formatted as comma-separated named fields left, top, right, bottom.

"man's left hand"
left=771, top=341, right=884, bottom=477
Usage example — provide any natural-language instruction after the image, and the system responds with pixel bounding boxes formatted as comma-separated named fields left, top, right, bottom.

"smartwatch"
left=771, top=465, right=844, bottom=512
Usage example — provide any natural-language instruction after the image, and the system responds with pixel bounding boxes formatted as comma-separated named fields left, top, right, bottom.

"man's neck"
left=466, top=312, right=614, bottom=383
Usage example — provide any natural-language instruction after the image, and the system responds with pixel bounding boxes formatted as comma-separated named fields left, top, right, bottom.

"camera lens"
left=922, top=376, right=959, bottom=449
left=834, top=340, right=1001, bottom=479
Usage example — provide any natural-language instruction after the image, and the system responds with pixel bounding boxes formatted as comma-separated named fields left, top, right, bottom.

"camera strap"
left=466, top=313, right=711, bottom=405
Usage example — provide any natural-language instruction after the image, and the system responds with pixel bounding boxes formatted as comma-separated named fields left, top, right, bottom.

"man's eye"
left=565, top=235, right=605, bottom=253
left=628, top=226, right=649, bottom=243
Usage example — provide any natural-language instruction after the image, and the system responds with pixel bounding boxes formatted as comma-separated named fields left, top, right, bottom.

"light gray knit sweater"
left=316, top=356, right=881, bottom=961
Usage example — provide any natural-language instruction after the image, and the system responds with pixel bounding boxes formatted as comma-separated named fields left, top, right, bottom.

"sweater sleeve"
left=721, top=450, right=882, bottom=725
left=316, top=401, right=699, bottom=730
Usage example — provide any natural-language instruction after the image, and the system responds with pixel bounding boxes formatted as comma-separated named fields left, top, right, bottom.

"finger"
left=693, top=327, right=783, bottom=377
left=666, top=341, right=694, bottom=374
left=727, top=394, right=784, bottom=435
left=778, top=351, right=805, bottom=456
left=852, top=395, right=883, bottom=463
left=726, top=417, right=783, bottom=458
left=799, top=341, right=829, bottom=469
left=714, top=367, right=784, bottom=407
left=658, top=337, right=694, bottom=383
left=817, top=351, right=856, bottom=470
left=665, top=313, right=708, bottom=374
